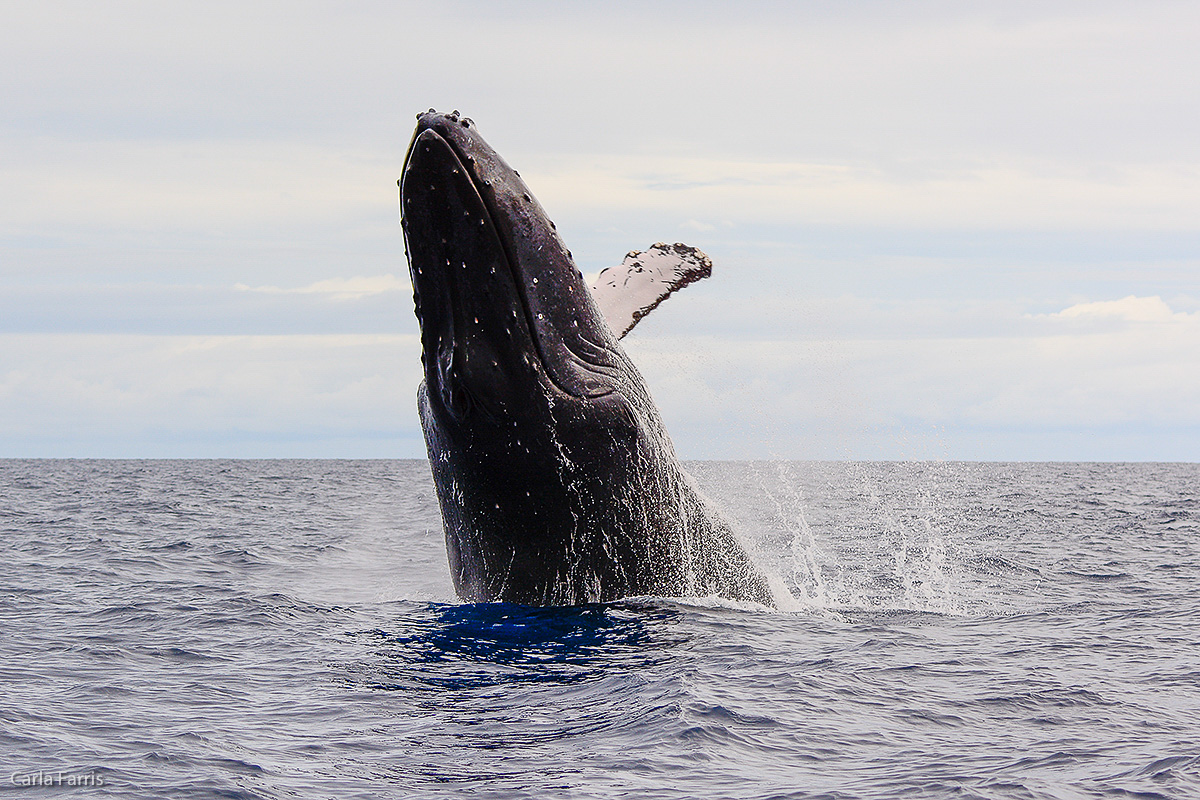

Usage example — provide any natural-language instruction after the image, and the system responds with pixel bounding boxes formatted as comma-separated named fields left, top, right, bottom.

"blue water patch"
left=351, top=601, right=684, bottom=690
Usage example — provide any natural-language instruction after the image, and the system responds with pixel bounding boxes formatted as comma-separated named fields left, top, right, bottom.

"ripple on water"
left=1, top=460, right=1199, bottom=799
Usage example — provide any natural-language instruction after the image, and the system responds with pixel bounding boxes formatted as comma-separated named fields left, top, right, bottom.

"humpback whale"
left=400, top=110, right=772, bottom=606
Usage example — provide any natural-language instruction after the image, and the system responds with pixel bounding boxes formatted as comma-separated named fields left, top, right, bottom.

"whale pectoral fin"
left=588, top=242, right=713, bottom=339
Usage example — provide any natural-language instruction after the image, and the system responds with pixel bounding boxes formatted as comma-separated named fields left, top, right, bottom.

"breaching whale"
left=399, top=110, right=772, bottom=606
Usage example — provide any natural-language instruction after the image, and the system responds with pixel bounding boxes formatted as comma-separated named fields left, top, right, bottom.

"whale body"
left=400, top=110, right=772, bottom=606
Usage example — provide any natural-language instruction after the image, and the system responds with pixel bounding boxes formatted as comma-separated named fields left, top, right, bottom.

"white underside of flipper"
left=589, top=242, right=713, bottom=339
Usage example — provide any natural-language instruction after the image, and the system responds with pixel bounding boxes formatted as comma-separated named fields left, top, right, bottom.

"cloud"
left=0, top=284, right=415, bottom=335
left=625, top=319, right=1200, bottom=461
left=621, top=293, right=1200, bottom=459
left=1048, top=294, right=1195, bottom=323
left=0, top=333, right=425, bottom=457
left=0, top=138, right=396, bottom=236
left=234, top=274, right=410, bottom=301
left=3, top=291, right=1198, bottom=460
left=522, top=154, right=1200, bottom=232
left=3, top=3, right=1200, bottom=458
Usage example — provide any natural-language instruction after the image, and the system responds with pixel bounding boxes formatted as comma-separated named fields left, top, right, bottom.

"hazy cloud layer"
left=627, top=295, right=1200, bottom=460
left=3, top=295, right=1194, bottom=459
left=3, top=2, right=1198, bottom=457
left=0, top=334, right=424, bottom=457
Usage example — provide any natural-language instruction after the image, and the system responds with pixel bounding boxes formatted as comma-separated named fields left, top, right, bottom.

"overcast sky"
left=3, top=1, right=1198, bottom=459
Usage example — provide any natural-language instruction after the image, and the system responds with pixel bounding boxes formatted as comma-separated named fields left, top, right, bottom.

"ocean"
left=1, top=459, right=1197, bottom=799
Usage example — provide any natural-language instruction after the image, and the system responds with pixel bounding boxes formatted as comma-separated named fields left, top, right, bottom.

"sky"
left=2, top=1, right=1198, bottom=460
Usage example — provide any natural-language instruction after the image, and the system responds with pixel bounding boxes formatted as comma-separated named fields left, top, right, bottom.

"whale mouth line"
left=408, top=126, right=616, bottom=404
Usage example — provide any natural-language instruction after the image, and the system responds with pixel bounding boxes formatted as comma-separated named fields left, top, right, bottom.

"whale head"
left=400, top=110, right=678, bottom=601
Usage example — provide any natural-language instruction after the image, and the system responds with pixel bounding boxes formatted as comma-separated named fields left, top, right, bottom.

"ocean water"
left=1, top=459, right=1198, bottom=799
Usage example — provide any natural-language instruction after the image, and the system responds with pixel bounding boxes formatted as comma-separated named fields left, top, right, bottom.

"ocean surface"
left=2, top=459, right=1198, bottom=799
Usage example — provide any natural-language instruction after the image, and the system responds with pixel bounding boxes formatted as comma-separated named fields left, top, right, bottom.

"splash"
left=731, top=461, right=974, bottom=615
